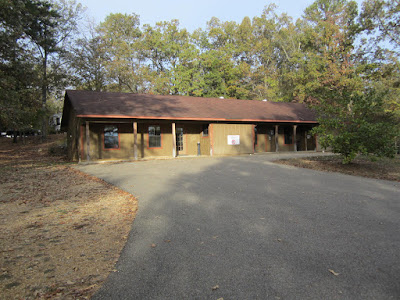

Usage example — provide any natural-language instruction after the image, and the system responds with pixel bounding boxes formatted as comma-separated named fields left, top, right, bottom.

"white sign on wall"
left=227, top=135, right=240, bottom=145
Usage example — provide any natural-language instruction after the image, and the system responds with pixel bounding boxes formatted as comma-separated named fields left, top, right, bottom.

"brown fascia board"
left=75, top=114, right=318, bottom=124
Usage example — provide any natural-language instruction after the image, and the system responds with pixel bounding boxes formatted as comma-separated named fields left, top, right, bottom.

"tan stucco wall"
left=84, top=123, right=135, bottom=160
left=255, top=125, right=291, bottom=153
left=175, top=123, right=210, bottom=156
left=296, top=127, right=317, bottom=151
left=278, top=126, right=294, bottom=152
left=66, top=109, right=79, bottom=161
left=139, top=123, right=173, bottom=158
left=255, top=125, right=317, bottom=153
left=200, top=134, right=210, bottom=156
left=181, top=124, right=197, bottom=156
left=210, top=123, right=254, bottom=156
left=81, top=123, right=174, bottom=160
left=75, top=120, right=318, bottom=161
left=79, top=122, right=212, bottom=161
left=254, top=125, right=266, bottom=153
left=265, top=125, right=276, bottom=152
left=254, top=125, right=276, bottom=153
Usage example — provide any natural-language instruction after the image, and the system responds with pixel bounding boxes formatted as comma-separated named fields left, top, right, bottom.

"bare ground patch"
left=274, top=155, right=400, bottom=182
left=0, top=135, right=137, bottom=299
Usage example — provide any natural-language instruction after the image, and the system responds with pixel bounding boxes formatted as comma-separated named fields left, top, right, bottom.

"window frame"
left=103, top=125, right=120, bottom=150
left=148, top=125, right=162, bottom=148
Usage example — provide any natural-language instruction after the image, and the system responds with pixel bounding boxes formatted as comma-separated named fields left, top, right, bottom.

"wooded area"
left=0, top=0, right=399, bottom=162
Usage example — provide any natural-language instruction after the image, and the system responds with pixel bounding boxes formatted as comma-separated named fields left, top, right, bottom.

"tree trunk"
left=13, top=129, right=17, bottom=144
left=41, top=49, right=48, bottom=140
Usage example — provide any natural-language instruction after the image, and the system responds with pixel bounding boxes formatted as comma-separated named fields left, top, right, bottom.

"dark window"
left=254, top=126, right=258, bottom=145
left=202, top=124, right=209, bottom=137
left=56, top=118, right=61, bottom=125
left=149, top=125, right=161, bottom=147
left=104, top=125, right=119, bottom=149
left=284, top=127, right=293, bottom=144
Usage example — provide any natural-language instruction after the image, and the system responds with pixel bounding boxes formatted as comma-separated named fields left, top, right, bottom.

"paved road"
left=76, top=153, right=400, bottom=299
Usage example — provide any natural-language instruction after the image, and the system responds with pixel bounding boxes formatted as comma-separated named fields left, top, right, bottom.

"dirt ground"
left=275, top=155, right=400, bottom=182
left=0, top=135, right=137, bottom=299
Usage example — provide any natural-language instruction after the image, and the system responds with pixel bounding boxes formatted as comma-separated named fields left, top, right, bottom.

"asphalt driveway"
left=76, top=153, right=400, bottom=299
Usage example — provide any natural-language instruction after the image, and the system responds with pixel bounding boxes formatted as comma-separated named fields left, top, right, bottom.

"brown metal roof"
left=64, top=90, right=317, bottom=123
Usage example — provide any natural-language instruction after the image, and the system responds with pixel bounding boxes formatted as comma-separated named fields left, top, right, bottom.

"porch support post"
left=275, top=125, right=279, bottom=152
left=85, top=121, right=90, bottom=161
left=133, top=121, right=138, bottom=160
left=293, top=125, right=297, bottom=152
left=77, top=121, right=82, bottom=162
left=172, top=122, right=176, bottom=158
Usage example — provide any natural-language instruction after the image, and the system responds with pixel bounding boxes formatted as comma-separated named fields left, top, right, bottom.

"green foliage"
left=295, top=0, right=400, bottom=163
left=2, top=0, right=399, bottom=157
left=0, top=0, right=83, bottom=136
left=360, top=0, right=400, bottom=50
left=69, top=4, right=308, bottom=101
left=0, top=0, right=46, bottom=131
left=312, top=89, right=399, bottom=163
left=292, top=0, right=362, bottom=101
left=97, top=13, right=143, bottom=93
left=68, top=32, right=108, bottom=91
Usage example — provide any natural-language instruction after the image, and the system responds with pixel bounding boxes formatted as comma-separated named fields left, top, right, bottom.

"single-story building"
left=61, top=90, right=319, bottom=162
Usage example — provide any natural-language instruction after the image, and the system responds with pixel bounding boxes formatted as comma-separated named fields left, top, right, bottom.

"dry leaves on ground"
left=275, top=155, right=400, bottom=182
left=0, top=135, right=137, bottom=299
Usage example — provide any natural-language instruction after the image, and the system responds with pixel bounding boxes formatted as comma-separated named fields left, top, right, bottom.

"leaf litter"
left=274, top=155, right=400, bottom=182
left=0, top=135, right=137, bottom=299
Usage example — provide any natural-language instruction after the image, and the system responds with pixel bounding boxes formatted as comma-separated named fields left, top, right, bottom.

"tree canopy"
left=1, top=0, right=399, bottom=161
left=0, top=0, right=83, bottom=137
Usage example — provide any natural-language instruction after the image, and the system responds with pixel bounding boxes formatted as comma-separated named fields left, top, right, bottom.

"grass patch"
left=274, top=155, right=400, bottom=181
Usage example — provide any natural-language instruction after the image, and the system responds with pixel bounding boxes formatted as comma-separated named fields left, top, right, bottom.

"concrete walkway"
left=76, top=153, right=400, bottom=299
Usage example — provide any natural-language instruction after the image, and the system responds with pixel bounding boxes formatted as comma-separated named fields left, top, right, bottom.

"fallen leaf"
left=329, top=269, right=339, bottom=276
left=212, top=285, right=219, bottom=291
left=151, top=243, right=157, bottom=248
left=73, top=223, right=89, bottom=230
left=164, top=240, right=171, bottom=243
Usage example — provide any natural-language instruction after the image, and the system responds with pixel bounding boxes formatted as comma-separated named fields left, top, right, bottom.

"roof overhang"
left=76, top=114, right=318, bottom=124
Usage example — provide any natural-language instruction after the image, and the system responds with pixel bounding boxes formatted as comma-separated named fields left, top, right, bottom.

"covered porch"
left=76, top=119, right=318, bottom=162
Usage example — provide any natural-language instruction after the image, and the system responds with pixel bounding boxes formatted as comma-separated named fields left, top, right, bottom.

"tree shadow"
left=84, top=155, right=400, bottom=299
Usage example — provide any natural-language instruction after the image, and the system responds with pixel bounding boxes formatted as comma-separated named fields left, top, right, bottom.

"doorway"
left=176, top=127, right=186, bottom=155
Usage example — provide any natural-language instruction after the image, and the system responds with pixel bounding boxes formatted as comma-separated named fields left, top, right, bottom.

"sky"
left=78, top=0, right=362, bottom=32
